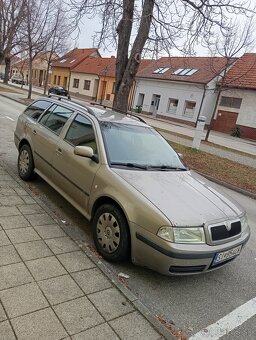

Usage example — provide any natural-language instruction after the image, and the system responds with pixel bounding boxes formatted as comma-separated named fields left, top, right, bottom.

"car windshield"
left=101, top=122, right=186, bottom=171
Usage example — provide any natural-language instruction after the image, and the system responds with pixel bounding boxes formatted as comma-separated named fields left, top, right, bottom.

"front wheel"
left=18, top=144, right=35, bottom=181
left=92, top=204, right=130, bottom=262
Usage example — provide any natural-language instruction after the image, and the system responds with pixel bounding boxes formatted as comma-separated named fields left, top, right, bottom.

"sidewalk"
left=0, top=163, right=165, bottom=340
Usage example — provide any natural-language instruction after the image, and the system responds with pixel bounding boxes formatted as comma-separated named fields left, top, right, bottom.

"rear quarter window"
left=23, top=100, right=51, bottom=120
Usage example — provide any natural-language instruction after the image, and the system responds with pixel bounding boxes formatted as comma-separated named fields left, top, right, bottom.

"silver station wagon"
left=14, top=96, right=250, bottom=275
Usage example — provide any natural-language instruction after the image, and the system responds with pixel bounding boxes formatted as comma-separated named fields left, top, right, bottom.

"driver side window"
left=65, top=114, right=97, bottom=153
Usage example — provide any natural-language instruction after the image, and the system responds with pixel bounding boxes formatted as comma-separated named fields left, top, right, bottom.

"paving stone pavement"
left=0, top=164, right=164, bottom=340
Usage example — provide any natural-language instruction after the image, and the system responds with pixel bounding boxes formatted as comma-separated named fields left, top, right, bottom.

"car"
left=14, top=96, right=250, bottom=275
left=48, top=86, right=70, bottom=99
left=11, top=73, right=25, bottom=85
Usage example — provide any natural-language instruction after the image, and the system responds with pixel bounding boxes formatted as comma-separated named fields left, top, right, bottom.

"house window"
left=112, top=82, right=116, bottom=94
left=183, top=101, right=196, bottom=117
left=54, top=75, right=57, bottom=84
left=84, top=80, right=91, bottom=90
left=57, top=76, right=60, bottom=85
left=219, top=96, right=242, bottom=109
left=153, top=67, right=169, bottom=74
left=106, top=94, right=111, bottom=100
left=73, top=78, right=79, bottom=88
left=167, top=98, right=179, bottom=114
left=173, top=68, right=198, bottom=76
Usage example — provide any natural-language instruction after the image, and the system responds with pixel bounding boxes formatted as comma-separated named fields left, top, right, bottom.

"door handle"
left=32, top=129, right=36, bottom=135
left=56, top=148, right=62, bottom=155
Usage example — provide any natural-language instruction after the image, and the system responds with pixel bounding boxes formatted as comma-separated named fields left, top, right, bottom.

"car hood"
left=113, top=169, right=243, bottom=226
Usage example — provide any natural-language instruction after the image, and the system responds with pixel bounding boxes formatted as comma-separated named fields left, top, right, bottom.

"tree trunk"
left=28, top=56, right=33, bottom=99
left=113, top=0, right=154, bottom=112
left=4, top=57, right=10, bottom=84
left=205, top=89, right=221, bottom=141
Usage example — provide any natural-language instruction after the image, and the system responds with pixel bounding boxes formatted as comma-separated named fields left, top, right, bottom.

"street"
left=1, top=95, right=256, bottom=339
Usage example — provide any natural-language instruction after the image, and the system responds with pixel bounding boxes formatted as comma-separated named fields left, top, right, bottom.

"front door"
left=153, top=95, right=161, bottom=115
left=52, top=113, right=100, bottom=213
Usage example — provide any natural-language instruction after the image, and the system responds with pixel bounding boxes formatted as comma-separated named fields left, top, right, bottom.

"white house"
left=212, top=53, right=256, bottom=140
left=133, top=57, right=236, bottom=126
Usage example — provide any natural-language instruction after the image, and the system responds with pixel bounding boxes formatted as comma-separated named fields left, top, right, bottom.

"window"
left=65, top=114, right=97, bottom=153
left=153, top=67, right=169, bottom=74
left=219, top=96, right=242, bottom=109
left=59, top=59, right=66, bottom=63
left=173, top=68, right=198, bottom=76
left=70, top=59, right=76, bottom=64
left=39, top=105, right=73, bottom=135
left=57, top=76, right=60, bottom=85
left=23, top=100, right=52, bottom=120
left=73, top=78, right=79, bottom=88
left=106, top=94, right=111, bottom=100
left=53, top=75, right=57, bottom=84
left=84, top=80, right=91, bottom=90
left=167, top=98, right=179, bottom=114
left=112, top=82, right=116, bottom=94
left=183, top=101, right=196, bottom=117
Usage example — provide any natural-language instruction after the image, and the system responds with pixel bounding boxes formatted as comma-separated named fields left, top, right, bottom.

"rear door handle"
left=56, top=148, right=62, bottom=155
left=32, top=129, right=36, bottom=135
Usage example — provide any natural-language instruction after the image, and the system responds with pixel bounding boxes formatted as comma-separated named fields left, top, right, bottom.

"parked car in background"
left=11, top=73, right=25, bottom=85
left=48, top=85, right=70, bottom=99
left=14, top=96, right=250, bottom=276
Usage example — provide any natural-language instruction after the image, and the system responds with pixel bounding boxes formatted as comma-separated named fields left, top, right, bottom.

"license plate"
left=212, top=245, right=242, bottom=266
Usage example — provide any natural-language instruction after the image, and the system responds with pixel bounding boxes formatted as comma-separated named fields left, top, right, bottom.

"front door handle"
left=56, top=148, right=62, bottom=155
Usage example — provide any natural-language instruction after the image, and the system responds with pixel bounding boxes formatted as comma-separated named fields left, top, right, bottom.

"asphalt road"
left=1, top=95, right=256, bottom=340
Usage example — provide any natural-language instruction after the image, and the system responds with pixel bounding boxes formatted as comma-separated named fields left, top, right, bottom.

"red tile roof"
left=72, top=57, right=116, bottom=75
left=222, top=53, right=256, bottom=90
left=97, top=58, right=156, bottom=78
left=51, top=48, right=100, bottom=69
left=136, top=57, right=236, bottom=84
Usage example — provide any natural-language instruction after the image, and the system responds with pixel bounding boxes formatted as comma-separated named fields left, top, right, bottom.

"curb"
left=0, top=161, right=175, bottom=340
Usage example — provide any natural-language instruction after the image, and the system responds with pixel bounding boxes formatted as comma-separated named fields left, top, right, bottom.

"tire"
left=92, top=204, right=130, bottom=262
left=18, top=144, right=35, bottom=181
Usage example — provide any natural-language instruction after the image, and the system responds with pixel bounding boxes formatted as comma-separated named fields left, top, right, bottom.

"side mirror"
left=74, top=146, right=94, bottom=158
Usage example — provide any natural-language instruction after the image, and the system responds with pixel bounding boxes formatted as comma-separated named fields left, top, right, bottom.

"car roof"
left=36, top=96, right=149, bottom=127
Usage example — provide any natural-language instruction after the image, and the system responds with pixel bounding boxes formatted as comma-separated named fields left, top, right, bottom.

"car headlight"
left=241, top=215, right=249, bottom=232
left=157, top=226, right=205, bottom=244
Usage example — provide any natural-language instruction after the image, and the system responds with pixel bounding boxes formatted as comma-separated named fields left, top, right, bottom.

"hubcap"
left=96, top=213, right=120, bottom=253
left=19, top=150, right=29, bottom=174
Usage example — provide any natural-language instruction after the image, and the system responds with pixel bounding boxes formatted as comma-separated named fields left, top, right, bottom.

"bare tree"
left=19, top=0, right=56, bottom=98
left=0, top=0, right=25, bottom=83
left=69, top=0, right=255, bottom=112
left=42, top=4, right=72, bottom=94
left=204, top=18, right=256, bottom=140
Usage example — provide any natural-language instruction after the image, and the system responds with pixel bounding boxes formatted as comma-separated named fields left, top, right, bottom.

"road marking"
left=190, top=297, right=256, bottom=340
left=4, top=116, right=14, bottom=121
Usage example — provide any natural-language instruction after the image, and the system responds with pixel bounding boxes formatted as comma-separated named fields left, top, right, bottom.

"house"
left=133, top=57, right=236, bottom=125
left=10, top=52, right=57, bottom=86
left=50, top=48, right=101, bottom=90
left=212, top=53, right=256, bottom=140
left=96, top=59, right=156, bottom=108
left=69, top=56, right=116, bottom=101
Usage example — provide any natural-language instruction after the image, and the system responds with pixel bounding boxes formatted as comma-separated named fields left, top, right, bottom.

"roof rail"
left=47, top=94, right=98, bottom=117
left=126, top=112, right=146, bottom=123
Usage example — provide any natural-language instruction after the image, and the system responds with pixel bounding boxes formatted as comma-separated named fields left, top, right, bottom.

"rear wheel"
left=18, top=144, right=34, bottom=180
left=92, top=204, right=130, bottom=262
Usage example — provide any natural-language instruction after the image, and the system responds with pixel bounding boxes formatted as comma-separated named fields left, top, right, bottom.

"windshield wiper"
left=110, top=162, right=148, bottom=170
left=148, top=165, right=187, bottom=171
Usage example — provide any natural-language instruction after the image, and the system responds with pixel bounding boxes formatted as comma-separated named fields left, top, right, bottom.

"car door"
left=51, top=113, right=100, bottom=213
left=33, top=104, right=74, bottom=181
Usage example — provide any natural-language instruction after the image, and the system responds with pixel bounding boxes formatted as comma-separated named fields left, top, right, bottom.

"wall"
left=51, top=67, right=70, bottom=88
left=69, top=72, right=99, bottom=100
left=133, top=78, right=218, bottom=124
left=215, top=87, right=256, bottom=139
left=97, top=76, right=115, bottom=107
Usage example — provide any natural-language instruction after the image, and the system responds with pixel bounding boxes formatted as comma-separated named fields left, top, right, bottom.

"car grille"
left=210, top=221, right=241, bottom=241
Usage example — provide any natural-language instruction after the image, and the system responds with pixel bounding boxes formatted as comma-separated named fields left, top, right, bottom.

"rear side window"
left=65, top=114, right=97, bottom=153
left=23, top=100, right=51, bottom=120
left=39, top=105, right=73, bottom=136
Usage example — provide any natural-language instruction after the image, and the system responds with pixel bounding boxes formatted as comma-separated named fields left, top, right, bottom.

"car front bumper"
left=130, top=223, right=250, bottom=275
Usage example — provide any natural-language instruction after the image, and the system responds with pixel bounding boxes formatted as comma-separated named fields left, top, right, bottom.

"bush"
left=230, top=126, right=241, bottom=138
